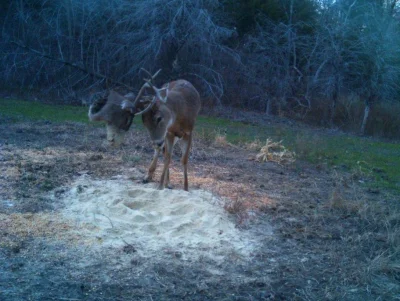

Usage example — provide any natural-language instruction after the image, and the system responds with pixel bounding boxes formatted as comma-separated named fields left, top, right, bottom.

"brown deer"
left=88, top=69, right=201, bottom=191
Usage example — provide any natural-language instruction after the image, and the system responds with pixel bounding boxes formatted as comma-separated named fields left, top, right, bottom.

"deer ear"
left=124, top=92, right=136, bottom=102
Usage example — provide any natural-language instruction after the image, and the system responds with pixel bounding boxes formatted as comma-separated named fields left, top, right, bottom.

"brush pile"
left=256, top=139, right=296, bottom=164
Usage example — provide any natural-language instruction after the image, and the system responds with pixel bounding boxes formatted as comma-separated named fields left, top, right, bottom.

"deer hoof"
left=142, top=176, right=151, bottom=184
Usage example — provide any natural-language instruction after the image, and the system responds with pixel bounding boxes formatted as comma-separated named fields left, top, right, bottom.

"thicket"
left=1, top=0, right=400, bottom=138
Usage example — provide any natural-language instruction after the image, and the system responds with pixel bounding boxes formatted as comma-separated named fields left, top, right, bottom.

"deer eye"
left=156, top=116, right=162, bottom=124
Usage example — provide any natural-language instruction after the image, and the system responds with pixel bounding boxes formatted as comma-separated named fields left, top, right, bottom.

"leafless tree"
left=1, top=0, right=238, bottom=103
left=2, top=0, right=400, bottom=137
left=334, top=1, right=400, bottom=134
left=241, top=14, right=313, bottom=116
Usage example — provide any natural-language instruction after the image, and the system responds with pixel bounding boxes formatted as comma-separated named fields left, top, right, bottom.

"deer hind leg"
left=143, top=147, right=161, bottom=183
left=163, top=145, right=172, bottom=189
left=180, top=133, right=192, bottom=191
left=158, top=133, right=174, bottom=190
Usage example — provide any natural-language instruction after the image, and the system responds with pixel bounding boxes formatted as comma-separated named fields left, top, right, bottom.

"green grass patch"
left=196, top=116, right=296, bottom=144
left=292, top=133, right=400, bottom=192
left=2, top=98, right=399, bottom=193
left=196, top=116, right=400, bottom=193
left=0, top=98, right=142, bottom=126
left=0, top=98, right=89, bottom=123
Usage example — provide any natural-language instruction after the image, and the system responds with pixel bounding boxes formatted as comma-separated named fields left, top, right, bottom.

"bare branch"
left=11, top=40, right=135, bottom=92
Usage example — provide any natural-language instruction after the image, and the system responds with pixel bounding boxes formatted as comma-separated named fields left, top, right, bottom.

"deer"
left=88, top=69, right=201, bottom=191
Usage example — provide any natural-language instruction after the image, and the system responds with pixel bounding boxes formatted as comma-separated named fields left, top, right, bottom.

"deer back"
left=163, top=80, right=201, bottom=129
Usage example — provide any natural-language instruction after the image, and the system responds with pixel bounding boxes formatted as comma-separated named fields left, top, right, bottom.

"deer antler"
left=141, top=68, right=161, bottom=81
left=132, top=96, right=156, bottom=116
left=141, top=68, right=168, bottom=104
left=126, top=69, right=169, bottom=116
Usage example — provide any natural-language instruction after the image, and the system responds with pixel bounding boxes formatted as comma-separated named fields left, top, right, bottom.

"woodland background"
left=1, top=0, right=400, bottom=138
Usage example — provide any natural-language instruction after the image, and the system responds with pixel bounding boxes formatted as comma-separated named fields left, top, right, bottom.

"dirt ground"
left=0, top=117, right=399, bottom=301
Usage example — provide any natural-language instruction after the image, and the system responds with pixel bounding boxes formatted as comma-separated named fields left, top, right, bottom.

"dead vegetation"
left=255, top=138, right=296, bottom=164
left=0, top=119, right=399, bottom=300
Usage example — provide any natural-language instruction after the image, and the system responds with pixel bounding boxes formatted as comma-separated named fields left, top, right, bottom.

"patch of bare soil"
left=0, top=117, right=399, bottom=300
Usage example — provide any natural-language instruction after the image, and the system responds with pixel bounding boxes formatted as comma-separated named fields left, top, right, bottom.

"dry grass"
left=0, top=213, right=71, bottom=238
left=324, top=173, right=400, bottom=299
left=255, top=138, right=296, bottom=164
left=196, top=128, right=218, bottom=146
left=223, top=198, right=250, bottom=227
left=245, top=139, right=263, bottom=151
left=328, top=189, right=367, bottom=215
left=1, top=118, right=400, bottom=300
left=0, top=212, right=90, bottom=252
left=214, top=134, right=229, bottom=147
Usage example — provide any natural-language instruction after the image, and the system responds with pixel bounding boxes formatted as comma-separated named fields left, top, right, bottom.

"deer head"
left=87, top=69, right=165, bottom=147
left=88, top=90, right=135, bottom=146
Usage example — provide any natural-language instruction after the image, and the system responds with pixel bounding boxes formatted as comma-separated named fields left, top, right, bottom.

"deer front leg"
left=163, top=136, right=182, bottom=189
left=180, top=133, right=192, bottom=191
left=143, top=147, right=161, bottom=183
left=158, top=133, right=174, bottom=190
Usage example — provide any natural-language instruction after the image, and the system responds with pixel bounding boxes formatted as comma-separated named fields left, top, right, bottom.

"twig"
left=11, top=40, right=135, bottom=92
left=121, top=238, right=135, bottom=248
left=97, top=213, right=114, bottom=228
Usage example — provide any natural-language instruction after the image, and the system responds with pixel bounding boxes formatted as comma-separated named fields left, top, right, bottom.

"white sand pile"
left=59, top=174, right=255, bottom=261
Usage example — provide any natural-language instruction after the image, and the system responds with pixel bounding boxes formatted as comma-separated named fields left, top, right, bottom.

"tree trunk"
left=330, top=93, right=337, bottom=126
left=265, top=97, right=272, bottom=115
left=329, top=77, right=339, bottom=126
left=360, top=101, right=370, bottom=135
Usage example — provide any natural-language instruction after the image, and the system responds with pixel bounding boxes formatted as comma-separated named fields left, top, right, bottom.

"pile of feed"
left=59, top=174, right=256, bottom=261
